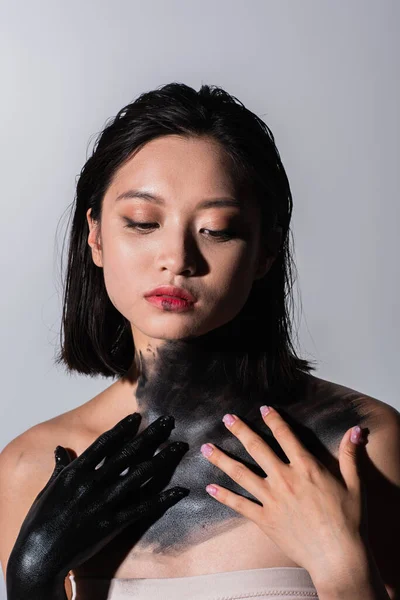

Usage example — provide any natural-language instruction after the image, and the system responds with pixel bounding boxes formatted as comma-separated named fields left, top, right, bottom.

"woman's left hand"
left=200, top=405, right=366, bottom=578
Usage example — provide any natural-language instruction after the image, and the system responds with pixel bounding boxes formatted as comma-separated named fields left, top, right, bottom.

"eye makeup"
left=122, top=218, right=239, bottom=242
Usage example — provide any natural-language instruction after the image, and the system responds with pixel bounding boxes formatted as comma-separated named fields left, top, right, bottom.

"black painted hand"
left=6, top=413, right=189, bottom=599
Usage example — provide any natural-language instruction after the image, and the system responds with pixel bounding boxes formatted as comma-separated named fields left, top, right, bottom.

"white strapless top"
left=69, top=566, right=319, bottom=599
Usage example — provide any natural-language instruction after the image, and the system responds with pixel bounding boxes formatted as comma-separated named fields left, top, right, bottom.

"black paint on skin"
left=111, top=318, right=370, bottom=559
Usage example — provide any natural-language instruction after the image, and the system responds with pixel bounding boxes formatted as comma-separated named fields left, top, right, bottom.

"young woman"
left=1, top=82, right=399, bottom=600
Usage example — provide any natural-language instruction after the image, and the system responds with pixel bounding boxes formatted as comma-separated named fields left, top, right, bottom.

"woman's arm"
left=0, top=424, right=76, bottom=599
left=1, top=414, right=189, bottom=599
left=312, top=405, right=400, bottom=600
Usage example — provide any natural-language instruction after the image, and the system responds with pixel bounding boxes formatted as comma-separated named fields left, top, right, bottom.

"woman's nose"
left=155, top=233, right=198, bottom=276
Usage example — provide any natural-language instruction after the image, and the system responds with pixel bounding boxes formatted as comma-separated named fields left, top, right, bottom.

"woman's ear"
left=254, top=227, right=282, bottom=280
left=86, top=208, right=104, bottom=268
left=254, top=255, right=275, bottom=280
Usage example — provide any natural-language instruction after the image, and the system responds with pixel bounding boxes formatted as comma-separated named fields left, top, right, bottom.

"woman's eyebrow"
left=115, top=189, right=243, bottom=210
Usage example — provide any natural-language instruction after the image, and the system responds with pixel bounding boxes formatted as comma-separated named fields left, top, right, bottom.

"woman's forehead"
left=107, top=135, right=238, bottom=197
left=102, top=135, right=263, bottom=220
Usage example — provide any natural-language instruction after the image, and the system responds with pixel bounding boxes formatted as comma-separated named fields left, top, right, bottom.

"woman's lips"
left=144, top=285, right=197, bottom=303
left=145, top=295, right=196, bottom=312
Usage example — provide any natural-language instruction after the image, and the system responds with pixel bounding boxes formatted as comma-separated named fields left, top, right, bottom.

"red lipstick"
left=144, top=285, right=197, bottom=312
left=144, top=286, right=197, bottom=302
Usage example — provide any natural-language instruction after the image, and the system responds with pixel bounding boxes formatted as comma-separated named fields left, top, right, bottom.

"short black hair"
left=54, top=81, right=316, bottom=391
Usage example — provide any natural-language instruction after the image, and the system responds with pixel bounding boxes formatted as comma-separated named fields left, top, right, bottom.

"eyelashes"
left=122, top=219, right=238, bottom=242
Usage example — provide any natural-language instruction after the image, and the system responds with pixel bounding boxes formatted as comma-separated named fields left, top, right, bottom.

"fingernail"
left=159, top=415, right=175, bottom=428
left=351, top=426, right=362, bottom=444
left=206, top=484, right=218, bottom=496
left=169, top=487, right=190, bottom=499
left=260, top=405, right=271, bottom=417
left=169, top=441, right=188, bottom=453
left=200, top=443, right=214, bottom=457
left=222, top=414, right=237, bottom=427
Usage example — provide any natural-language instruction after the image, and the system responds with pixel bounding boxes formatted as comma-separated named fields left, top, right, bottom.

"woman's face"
left=87, top=134, right=274, bottom=350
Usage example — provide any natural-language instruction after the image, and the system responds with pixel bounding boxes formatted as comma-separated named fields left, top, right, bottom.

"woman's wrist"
left=309, top=537, right=390, bottom=600
left=7, top=572, right=68, bottom=600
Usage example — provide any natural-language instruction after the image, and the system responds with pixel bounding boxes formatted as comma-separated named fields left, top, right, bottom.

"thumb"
left=53, top=445, right=73, bottom=476
left=34, top=445, right=73, bottom=503
left=338, top=426, right=364, bottom=495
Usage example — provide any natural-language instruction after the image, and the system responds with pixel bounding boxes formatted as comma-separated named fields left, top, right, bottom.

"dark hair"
left=55, top=82, right=317, bottom=392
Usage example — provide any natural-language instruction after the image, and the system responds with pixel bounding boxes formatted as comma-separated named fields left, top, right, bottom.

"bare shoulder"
left=0, top=390, right=114, bottom=600
left=306, top=372, right=400, bottom=483
left=0, top=376, right=132, bottom=496
left=0, top=395, right=103, bottom=585
left=1, top=402, right=93, bottom=471
left=304, top=374, right=400, bottom=598
left=311, top=372, right=400, bottom=481
left=304, top=372, right=399, bottom=429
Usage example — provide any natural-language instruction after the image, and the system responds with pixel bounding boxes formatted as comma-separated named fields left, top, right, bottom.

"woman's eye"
left=201, top=228, right=236, bottom=241
left=123, top=219, right=236, bottom=241
left=123, top=220, right=158, bottom=232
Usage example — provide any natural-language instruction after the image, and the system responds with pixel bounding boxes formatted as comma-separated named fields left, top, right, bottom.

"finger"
left=76, top=414, right=173, bottom=470
left=339, top=427, right=363, bottom=496
left=200, top=442, right=267, bottom=502
left=114, top=486, right=190, bottom=532
left=54, top=445, right=73, bottom=474
left=98, top=416, right=177, bottom=477
left=204, top=482, right=264, bottom=524
left=259, top=406, right=313, bottom=466
left=34, top=445, right=73, bottom=502
left=76, top=413, right=142, bottom=469
left=222, top=413, right=284, bottom=475
left=101, top=441, right=188, bottom=491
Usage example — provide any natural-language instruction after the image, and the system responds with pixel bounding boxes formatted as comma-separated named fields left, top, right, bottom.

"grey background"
left=0, top=0, right=399, bottom=597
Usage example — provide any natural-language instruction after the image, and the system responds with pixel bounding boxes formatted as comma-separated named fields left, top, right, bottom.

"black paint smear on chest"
left=113, top=329, right=368, bottom=558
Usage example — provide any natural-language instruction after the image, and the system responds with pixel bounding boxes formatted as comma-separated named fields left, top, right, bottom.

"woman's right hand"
left=6, top=413, right=189, bottom=599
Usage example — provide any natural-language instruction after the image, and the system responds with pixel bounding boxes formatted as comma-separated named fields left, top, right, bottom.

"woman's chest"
left=70, top=420, right=311, bottom=580
left=72, top=516, right=301, bottom=579
left=70, top=375, right=366, bottom=579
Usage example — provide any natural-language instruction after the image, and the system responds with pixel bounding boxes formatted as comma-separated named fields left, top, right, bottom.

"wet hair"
left=54, top=82, right=317, bottom=392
